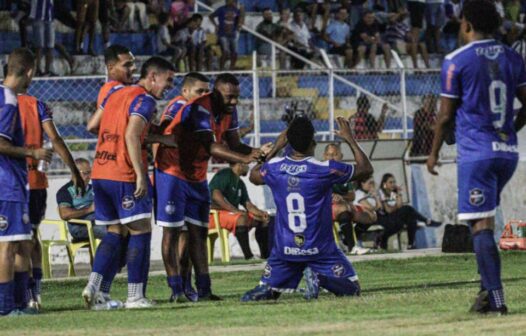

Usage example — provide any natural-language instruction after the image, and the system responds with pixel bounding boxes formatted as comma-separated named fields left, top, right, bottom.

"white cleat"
left=350, top=246, right=371, bottom=255
left=27, top=299, right=41, bottom=312
left=124, top=297, right=156, bottom=309
left=82, top=285, right=96, bottom=309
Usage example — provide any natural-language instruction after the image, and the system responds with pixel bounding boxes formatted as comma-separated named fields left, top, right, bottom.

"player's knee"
left=107, top=224, right=125, bottom=235
left=126, top=219, right=151, bottom=234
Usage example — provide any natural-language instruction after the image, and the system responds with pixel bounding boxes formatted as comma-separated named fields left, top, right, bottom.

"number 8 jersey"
left=260, top=156, right=354, bottom=261
left=441, top=39, right=526, bottom=163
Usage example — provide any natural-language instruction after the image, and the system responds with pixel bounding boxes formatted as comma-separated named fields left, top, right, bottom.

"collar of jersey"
left=285, top=156, right=312, bottom=162
left=465, top=39, right=496, bottom=48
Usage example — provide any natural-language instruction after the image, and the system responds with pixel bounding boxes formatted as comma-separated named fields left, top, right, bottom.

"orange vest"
left=18, top=94, right=48, bottom=189
left=97, top=80, right=122, bottom=108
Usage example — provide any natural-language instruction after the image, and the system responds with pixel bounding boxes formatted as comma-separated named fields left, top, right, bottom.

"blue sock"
left=318, top=274, right=360, bottom=296
left=93, top=232, right=123, bottom=278
left=196, top=274, right=211, bottom=297
left=167, top=275, right=183, bottom=296
left=14, top=272, right=29, bottom=309
left=31, top=267, right=43, bottom=299
left=127, top=233, right=150, bottom=299
left=473, top=230, right=504, bottom=309
left=142, top=233, right=151, bottom=296
left=0, top=281, right=15, bottom=315
left=184, top=271, right=194, bottom=291
left=101, top=235, right=124, bottom=295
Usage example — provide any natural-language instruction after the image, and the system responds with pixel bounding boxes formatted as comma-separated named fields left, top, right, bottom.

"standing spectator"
left=323, top=7, right=353, bottom=68
left=11, top=0, right=31, bottom=47
left=349, top=95, right=388, bottom=140
left=57, top=158, right=107, bottom=241
left=99, top=0, right=113, bottom=48
left=425, top=0, right=445, bottom=53
left=410, top=94, right=437, bottom=157
left=188, top=14, right=207, bottom=71
left=170, top=0, right=191, bottom=31
left=348, top=0, right=368, bottom=30
left=352, top=10, right=392, bottom=68
left=441, top=0, right=461, bottom=52
left=126, top=0, right=149, bottom=31
left=113, top=0, right=131, bottom=32
left=277, top=7, right=294, bottom=69
left=385, top=9, right=430, bottom=68
left=209, top=0, right=243, bottom=70
left=289, top=8, right=315, bottom=69
left=256, top=8, right=281, bottom=57
left=75, top=0, right=99, bottom=55
left=30, top=0, right=56, bottom=76
left=406, top=0, right=426, bottom=64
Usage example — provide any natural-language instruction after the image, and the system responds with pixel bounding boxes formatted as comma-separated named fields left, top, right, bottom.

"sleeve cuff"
left=0, top=133, right=13, bottom=141
left=130, top=113, right=149, bottom=123
left=440, top=93, right=459, bottom=98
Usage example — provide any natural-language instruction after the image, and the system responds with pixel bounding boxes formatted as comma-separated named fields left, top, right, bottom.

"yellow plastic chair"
left=333, top=221, right=358, bottom=251
left=207, top=210, right=230, bottom=263
left=68, top=219, right=101, bottom=262
left=40, top=219, right=75, bottom=278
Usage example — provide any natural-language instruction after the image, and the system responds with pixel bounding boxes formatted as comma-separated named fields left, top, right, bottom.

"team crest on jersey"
left=22, top=213, right=30, bottom=225
left=288, top=176, right=300, bottom=188
left=165, top=202, right=176, bottom=215
left=0, top=215, right=8, bottom=231
left=331, top=264, right=345, bottom=277
left=294, top=234, right=305, bottom=247
left=122, top=196, right=135, bottom=210
left=263, top=264, right=272, bottom=278
left=469, top=188, right=485, bottom=206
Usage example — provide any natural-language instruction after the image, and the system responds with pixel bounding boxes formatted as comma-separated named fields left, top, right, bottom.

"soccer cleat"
left=303, top=267, right=319, bottom=300
left=198, top=293, right=222, bottom=301
left=241, top=284, right=279, bottom=302
left=184, top=286, right=199, bottom=303
left=27, top=299, right=41, bottom=312
left=124, top=297, right=156, bottom=309
left=169, top=293, right=187, bottom=303
left=350, top=246, right=371, bottom=255
left=82, top=285, right=97, bottom=309
left=91, top=299, right=124, bottom=311
left=469, top=290, right=508, bottom=315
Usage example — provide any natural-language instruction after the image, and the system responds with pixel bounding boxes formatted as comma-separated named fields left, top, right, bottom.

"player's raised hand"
left=134, top=174, right=148, bottom=198
left=260, top=142, right=274, bottom=156
left=275, top=128, right=288, bottom=149
left=32, top=147, right=53, bottom=162
left=334, top=116, right=353, bottom=140
left=426, top=154, right=440, bottom=176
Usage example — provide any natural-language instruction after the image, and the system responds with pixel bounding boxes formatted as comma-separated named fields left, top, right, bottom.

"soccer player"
left=154, top=73, right=269, bottom=301
left=17, top=88, right=85, bottom=311
left=0, top=48, right=52, bottom=316
left=82, top=57, right=175, bottom=309
left=154, top=72, right=210, bottom=302
left=87, top=44, right=137, bottom=134
left=427, top=0, right=526, bottom=314
left=241, top=116, right=373, bottom=301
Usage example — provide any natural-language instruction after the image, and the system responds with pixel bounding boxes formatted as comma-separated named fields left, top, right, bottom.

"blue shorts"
left=32, top=20, right=55, bottom=49
left=260, top=249, right=358, bottom=293
left=425, top=3, right=445, bottom=27
left=457, top=158, right=518, bottom=221
left=154, top=169, right=210, bottom=228
left=0, top=201, right=31, bottom=242
left=93, top=179, right=152, bottom=225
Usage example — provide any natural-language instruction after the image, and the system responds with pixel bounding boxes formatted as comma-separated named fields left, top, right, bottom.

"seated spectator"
left=256, top=8, right=281, bottom=57
left=209, top=162, right=271, bottom=260
left=349, top=95, right=388, bottom=140
left=157, top=11, right=188, bottom=71
left=188, top=13, right=207, bottom=71
left=75, top=0, right=99, bottom=55
left=351, top=10, right=392, bottom=68
left=30, top=0, right=56, bottom=76
left=324, top=144, right=376, bottom=255
left=406, top=0, right=426, bottom=65
left=173, top=18, right=192, bottom=71
left=425, top=0, right=445, bottom=53
left=385, top=9, right=430, bottom=68
left=288, top=8, right=315, bottom=69
left=323, top=7, right=353, bottom=68
left=209, top=0, right=243, bottom=70
left=277, top=7, right=294, bottom=68
left=57, top=158, right=106, bottom=241
left=377, top=173, right=442, bottom=250
left=410, top=94, right=437, bottom=157
left=126, top=0, right=149, bottom=31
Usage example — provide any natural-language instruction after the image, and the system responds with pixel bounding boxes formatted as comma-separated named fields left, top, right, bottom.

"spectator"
left=209, top=162, right=271, bottom=260
left=347, top=0, right=368, bottom=30
left=256, top=8, right=281, bottom=57
left=288, top=8, right=315, bottom=69
left=512, top=30, right=526, bottom=64
left=126, top=0, right=149, bottom=31
left=441, top=0, right=461, bottom=52
left=170, top=0, right=191, bottom=31
left=406, top=0, right=426, bottom=65
left=157, top=12, right=186, bottom=69
left=385, top=9, right=430, bottom=68
left=425, top=0, right=445, bottom=53
left=75, top=0, right=99, bottom=55
left=350, top=95, right=388, bottom=140
left=352, top=10, right=392, bottom=68
left=277, top=7, right=294, bottom=68
left=30, top=0, right=56, bottom=76
left=323, top=7, right=353, bottom=68
left=98, top=0, right=114, bottom=48
left=188, top=13, right=207, bottom=71
left=11, top=0, right=31, bottom=47
left=375, top=173, right=442, bottom=249
left=173, top=18, right=192, bottom=71
left=324, top=143, right=376, bottom=255
left=209, top=0, right=243, bottom=70
left=410, top=94, right=437, bottom=157
left=56, top=158, right=107, bottom=241
left=113, top=0, right=132, bottom=32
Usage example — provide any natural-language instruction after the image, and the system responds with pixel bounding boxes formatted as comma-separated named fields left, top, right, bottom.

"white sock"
left=127, top=283, right=143, bottom=301
left=87, top=273, right=103, bottom=291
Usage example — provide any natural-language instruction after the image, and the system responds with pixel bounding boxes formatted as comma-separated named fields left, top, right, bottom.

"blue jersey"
left=0, top=85, right=28, bottom=203
left=261, top=156, right=354, bottom=261
left=441, top=39, right=526, bottom=163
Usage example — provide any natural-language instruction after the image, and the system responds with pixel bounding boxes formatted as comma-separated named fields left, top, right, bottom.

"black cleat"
left=198, top=293, right=222, bottom=301
left=469, top=291, right=508, bottom=315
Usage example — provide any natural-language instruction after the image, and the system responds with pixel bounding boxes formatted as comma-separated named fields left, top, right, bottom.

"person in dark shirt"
left=349, top=95, right=388, bottom=140
left=410, top=94, right=437, bottom=157
left=352, top=10, right=391, bottom=68
left=256, top=8, right=281, bottom=56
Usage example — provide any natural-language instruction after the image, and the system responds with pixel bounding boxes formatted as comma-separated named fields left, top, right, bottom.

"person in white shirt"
left=288, top=8, right=315, bottom=69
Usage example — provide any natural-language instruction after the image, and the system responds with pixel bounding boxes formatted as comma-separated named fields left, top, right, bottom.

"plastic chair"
left=207, top=210, right=230, bottom=263
left=40, top=219, right=75, bottom=278
left=68, top=219, right=100, bottom=262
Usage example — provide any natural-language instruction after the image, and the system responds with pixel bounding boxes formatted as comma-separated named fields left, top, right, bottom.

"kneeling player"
left=242, top=116, right=373, bottom=301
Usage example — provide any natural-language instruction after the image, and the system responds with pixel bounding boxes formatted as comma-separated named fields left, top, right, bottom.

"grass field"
left=3, top=252, right=526, bottom=336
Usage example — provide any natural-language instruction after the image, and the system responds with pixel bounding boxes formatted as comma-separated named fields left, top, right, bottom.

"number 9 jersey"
left=260, top=157, right=354, bottom=262
left=441, top=39, right=526, bottom=163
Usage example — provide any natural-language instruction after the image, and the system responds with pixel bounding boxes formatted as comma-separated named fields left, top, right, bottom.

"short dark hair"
left=75, top=157, right=90, bottom=166
left=158, top=12, right=170, bottom=25
left=461, top=0, right=501, bottom=35
left=214, top=73, right=239, bottom=86
left=191, top=13, right=203, bottom=21
left=287, top=116, right=315, bottom=153
left=182, top=72, right=210, bottom=87
left=357, top=94, right=371, bottom=110
left=7, top=48, right=35, bottom=77
left=380, top=173, right=394, bottom=191
left=104, top=45, right=131, bottom=65
left=140, top=56, right=176, bottom=79
left=262, top=7, right=272, bottom=13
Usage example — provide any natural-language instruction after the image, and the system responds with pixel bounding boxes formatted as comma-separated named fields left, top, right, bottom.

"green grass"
left=3, top=252, right=526, bottom=336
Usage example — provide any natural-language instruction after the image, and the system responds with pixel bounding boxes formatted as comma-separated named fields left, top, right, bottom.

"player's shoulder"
left=17, top=93, right=37, bottom=105
left=168, top=95, right=187, bottom=107
left=444, top=42, right=477, bottom=63
left=0, top=85, right=18, bottom=106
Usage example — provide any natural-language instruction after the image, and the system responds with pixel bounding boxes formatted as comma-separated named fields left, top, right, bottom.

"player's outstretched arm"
left=515, top=86, right=526, bottom=132
left=196, top=131, right=259, bottom=163
left=125, top=116, right=148, bottom=198
left=335, top=117, right=373, bottom=181
left=426, top=97, right=458, bottom=176
left=43, top=121, right=85, bottom=195
left=212, top=189, right=242, bottom=213
left=0, top=137, right=52, bottom=161
left=86, top=107, right=103, bottom=134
